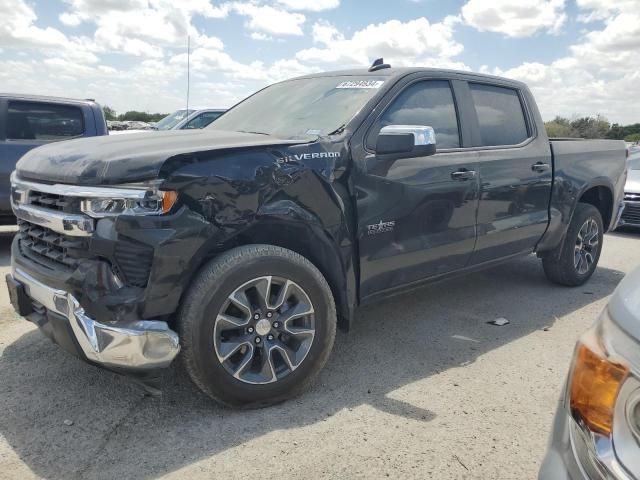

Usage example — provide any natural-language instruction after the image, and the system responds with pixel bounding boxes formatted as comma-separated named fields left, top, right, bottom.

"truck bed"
left=538, top=138, right=627, bottom=252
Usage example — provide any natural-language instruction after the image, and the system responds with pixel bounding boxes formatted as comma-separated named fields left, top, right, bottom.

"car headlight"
left=566, top=307, right=640, bottom=479
left=79, top=183, right=178, bottom=218
left=569, top=310, right=630, bottom=437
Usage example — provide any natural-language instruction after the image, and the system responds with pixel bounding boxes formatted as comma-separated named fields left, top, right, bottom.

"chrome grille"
left=18, top=220, right=89, bottom=270
left=624, top=192, right=640, bottom=202
left=12, top=175, right=152, bottom=286
left=621, top=202, right=640, bottom=225
left=28, top=191, right=80, bottom=213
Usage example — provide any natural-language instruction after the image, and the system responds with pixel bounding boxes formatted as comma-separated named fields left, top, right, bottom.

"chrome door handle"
left=451, top=169, right=476, bottom=181
left=531, top=162, right=550, bottom=173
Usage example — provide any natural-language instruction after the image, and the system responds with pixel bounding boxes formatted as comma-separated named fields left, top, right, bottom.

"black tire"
left=542, top=203, right=604, bottom=286
left=178, top=244, right=336, bottom=408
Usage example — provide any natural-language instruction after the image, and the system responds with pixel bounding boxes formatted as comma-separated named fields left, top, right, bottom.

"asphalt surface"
left=1, top=227, right=639, bottom=479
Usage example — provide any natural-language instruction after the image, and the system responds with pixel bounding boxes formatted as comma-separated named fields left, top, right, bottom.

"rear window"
left=7, top=101, right=84, bottom=141
left=469, top=83, right=529, bottom=147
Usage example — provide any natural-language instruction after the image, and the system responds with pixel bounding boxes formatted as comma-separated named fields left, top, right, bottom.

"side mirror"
left=375, top=125, right=436, bottom=158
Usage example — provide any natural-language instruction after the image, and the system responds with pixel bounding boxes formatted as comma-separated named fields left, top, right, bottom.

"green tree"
left=102, top=105, right=117, bottom=121
left=117, top=111, right=169, bottom=122
left=545, top=116, right=578, bottom=138
left=570, top=115, right=610, bottom=139
left=625, top=133, right=640, bottom=142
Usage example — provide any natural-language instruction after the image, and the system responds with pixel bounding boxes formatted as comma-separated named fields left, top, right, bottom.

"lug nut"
left=255, top=337, right=262, bottom=344
left=272, top=321, right=280, bottom=328
left=253, top=313, right=260, bottom=320
left=267, top=334, right=274, bottom=341
left=267, top=312, right=273, bottom=318
left=247, top=327, right=254, bottom=334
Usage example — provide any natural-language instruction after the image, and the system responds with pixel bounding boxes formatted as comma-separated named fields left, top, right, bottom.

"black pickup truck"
left=6, top=64, right=627, bottom=407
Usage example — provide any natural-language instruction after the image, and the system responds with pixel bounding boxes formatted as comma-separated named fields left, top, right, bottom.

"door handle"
left=451, top=169, right=476, bottom=181
left=531, top=162, right=550, bottom=173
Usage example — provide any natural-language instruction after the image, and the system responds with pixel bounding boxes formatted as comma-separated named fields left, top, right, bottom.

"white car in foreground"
left=540, top=267, right=640, bottom=479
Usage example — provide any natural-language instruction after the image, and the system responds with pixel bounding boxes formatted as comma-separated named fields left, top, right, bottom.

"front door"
left=352, top=79, right=480, bottom=300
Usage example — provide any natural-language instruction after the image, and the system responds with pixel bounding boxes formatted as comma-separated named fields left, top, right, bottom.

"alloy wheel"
left=213, top=276, right=315, bottom=385
left=574, top=218, right=599, bottom=275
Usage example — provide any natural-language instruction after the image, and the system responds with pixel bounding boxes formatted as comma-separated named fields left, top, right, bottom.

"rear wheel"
left=178, top=244, right=336, bottom=408
left=542, top=203, right=604, bottom=286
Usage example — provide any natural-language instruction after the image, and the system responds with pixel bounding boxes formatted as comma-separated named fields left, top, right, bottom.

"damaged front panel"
left=10, top=134, right=359, bottom=376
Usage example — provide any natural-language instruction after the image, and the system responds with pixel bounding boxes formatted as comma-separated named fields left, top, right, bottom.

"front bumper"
left=9, top=266, right=180, bottom=370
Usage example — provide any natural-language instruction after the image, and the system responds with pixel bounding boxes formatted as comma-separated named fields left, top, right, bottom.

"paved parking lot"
left=0, top=228, right=638, bottom=480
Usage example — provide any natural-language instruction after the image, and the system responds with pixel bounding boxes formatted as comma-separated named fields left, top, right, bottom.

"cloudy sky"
left=1, top=0, right=638, bottom=123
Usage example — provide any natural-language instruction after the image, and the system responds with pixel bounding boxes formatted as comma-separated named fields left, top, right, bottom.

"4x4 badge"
left=367, top=220, right=395, bottom=235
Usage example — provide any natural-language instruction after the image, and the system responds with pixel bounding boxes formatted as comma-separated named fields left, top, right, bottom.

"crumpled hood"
left=16, top=129, right=310, bottom=185
left=625, top=169, right=640, bottom=195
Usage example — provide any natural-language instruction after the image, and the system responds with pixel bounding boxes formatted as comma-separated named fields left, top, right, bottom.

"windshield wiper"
left=237, top=130, right=270, bottom=136
left=327, top=124, right=346, bottom=136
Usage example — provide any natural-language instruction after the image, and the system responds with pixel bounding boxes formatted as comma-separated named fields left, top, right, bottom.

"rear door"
left=352, top=76, right=480, bottom=300
left=0, top=100, right=87, bottom=215
left=465, top=82, right=552, bottom=264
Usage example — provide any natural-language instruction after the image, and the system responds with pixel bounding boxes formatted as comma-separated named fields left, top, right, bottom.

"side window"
left=369, top=80, right=460, bottom=150
left=184, top=112, right=222, bottom=129
left=7, top=101, right=84, bottom=141
left=469, top=83, right=529, bottom=146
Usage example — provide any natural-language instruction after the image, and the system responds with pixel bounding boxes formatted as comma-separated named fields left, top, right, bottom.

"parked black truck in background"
left=0, top=94, right=108, bottom=223
left=6, top=65, right=627, bottom=407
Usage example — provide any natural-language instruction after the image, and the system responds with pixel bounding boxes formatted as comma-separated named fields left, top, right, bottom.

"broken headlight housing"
left=79, top=182, right=178, bottom=218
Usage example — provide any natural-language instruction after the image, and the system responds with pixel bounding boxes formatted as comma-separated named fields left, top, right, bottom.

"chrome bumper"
left=11, top=266, right=180, bottom=370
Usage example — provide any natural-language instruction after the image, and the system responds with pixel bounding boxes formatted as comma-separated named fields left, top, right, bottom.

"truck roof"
left=0, top=93, right=100, bottom=106
left=291, top=67, right=527, bottom=89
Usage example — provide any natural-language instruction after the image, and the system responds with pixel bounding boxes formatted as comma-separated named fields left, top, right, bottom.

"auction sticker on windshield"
left=336, top=80, right=384, bottom=89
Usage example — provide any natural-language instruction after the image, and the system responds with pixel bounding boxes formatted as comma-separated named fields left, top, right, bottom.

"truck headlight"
left=569, top=309, right=630, bottom=437
left=80, top=184, right=178, bottom=218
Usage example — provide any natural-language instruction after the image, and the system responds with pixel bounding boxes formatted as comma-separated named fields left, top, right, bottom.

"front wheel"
left=178, top=245, right=336, bottom=408
left=542, top=203, right=604, bottom=286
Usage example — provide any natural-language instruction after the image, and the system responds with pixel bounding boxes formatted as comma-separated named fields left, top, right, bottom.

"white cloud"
left=461, top=0, right=566, bottom=37
left=1, top=0, right=70, bottom=49
left=570, top=13, right=640, bottom=73
left=297, top=17, right=465, bottom=68
left=3, top=0, right=640, bottom=125
left=250, top=32, right=274, bottom=41
left=276, top=0, right=340, bottom=12
left=57, top=0, right=230, bottom=58
left=232, top=3, right=306, bottom=36
left=487, top=1, right=640, bottom=123
left=576, top=0, right=638, bottom=22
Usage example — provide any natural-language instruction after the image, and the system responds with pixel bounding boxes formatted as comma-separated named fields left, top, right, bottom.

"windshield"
left=155, top=109, right=192, bottom=130
left=210, top=76, right=387, bottom=139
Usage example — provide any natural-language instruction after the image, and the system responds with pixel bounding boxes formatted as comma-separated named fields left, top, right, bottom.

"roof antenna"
left=186, top=35, right=191, bottom=115
left=369, top=57, right=391, bottom=72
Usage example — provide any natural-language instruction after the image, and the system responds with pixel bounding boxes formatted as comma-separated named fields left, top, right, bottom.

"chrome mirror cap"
left=379, top=125, right=436, bottom=147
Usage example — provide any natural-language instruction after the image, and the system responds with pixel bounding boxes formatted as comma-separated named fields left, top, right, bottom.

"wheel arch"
left=577, top=183, right=614, bottom=232
left=180, top=215, right=357, bottom=332
left=537, top=177, right=615, bottom=256
left=232, top=220, right=355, bottom=331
